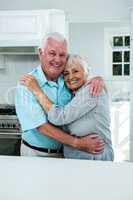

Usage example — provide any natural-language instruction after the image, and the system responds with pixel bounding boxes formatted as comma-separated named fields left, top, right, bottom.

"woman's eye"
left=73, top=70, right=78, bottom=73
left=64, top=73, right=69, bottom=76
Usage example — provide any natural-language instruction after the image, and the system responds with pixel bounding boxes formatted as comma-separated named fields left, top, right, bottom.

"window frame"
left=104, top=27, right=130, bottom=81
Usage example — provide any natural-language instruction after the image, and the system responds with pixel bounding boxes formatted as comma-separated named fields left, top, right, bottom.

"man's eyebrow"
left=49, top=49, right=55, bottom=52
left=60, top=52, right=67, bottom=55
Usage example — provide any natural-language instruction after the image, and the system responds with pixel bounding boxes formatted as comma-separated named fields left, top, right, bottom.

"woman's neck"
left=72, top=79, right=87, bottom=94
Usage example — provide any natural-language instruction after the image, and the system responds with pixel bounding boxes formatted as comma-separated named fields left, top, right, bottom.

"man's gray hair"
left=40, top=32, right=68, bottom=49
left=66, top=54, right=89, bottom=78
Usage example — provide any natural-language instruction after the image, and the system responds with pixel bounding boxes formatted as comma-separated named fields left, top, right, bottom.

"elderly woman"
left=21, top=55, right=114, bottom=161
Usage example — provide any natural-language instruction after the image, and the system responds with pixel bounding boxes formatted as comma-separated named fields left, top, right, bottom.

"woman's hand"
left=20, top=74, right=41, bottom=95
left=20, top=74, right=53, bottom=112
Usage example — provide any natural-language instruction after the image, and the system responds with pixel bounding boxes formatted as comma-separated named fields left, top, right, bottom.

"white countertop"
left=0, top=156, right=132, bottom=200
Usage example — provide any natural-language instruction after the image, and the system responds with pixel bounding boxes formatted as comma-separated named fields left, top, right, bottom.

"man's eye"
left=49, top=52, right=56, bottom=56
left=59, top=54, right=65, bottom=58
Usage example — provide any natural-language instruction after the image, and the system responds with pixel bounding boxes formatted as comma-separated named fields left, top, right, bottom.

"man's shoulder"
left=29, top=66, right=40, bottom=77
left=16, top=65, right=40, bottom=92
left=16, top=82, right=33, bottom=99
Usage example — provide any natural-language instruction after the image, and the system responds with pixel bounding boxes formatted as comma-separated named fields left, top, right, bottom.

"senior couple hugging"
left=15, top=32, right=114, bottom=161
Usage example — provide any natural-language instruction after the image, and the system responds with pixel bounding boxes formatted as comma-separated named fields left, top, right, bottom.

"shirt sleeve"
left=15, top=84, right=47, bottom=131
left=48, top=85, right=98, bottom=126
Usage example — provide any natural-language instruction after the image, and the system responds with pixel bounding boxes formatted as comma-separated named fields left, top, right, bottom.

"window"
left=104, top=28, right=130, bottom=162
left=112, top=35, right=130, bottom=77
left=104, top=28, right=130, bottom=80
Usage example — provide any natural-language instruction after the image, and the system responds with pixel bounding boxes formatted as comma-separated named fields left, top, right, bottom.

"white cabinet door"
left=0, top=10, right=43, bottom=46
left=0, top=10, right=68, bottom=47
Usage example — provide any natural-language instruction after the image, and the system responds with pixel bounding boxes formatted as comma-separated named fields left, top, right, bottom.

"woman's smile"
left=64, top=62, right=87, bottom=91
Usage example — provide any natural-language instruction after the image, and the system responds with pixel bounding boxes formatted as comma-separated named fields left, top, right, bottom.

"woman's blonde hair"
left=65, top=54, right=89, bottom=78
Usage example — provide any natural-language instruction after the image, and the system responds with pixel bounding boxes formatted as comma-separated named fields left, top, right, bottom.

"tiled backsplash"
left=0, top=55, right=39, bottom=104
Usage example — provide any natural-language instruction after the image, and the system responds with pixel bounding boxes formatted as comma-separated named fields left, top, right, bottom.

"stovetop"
left=0, top=104, right=16, bottom=115
left=0, top=104, right=21, bottom=133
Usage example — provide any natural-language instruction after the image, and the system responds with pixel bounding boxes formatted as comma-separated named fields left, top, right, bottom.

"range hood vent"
left=0, top=46, right=38, bottom=55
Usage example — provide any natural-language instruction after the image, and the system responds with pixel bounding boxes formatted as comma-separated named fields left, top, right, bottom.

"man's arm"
left=37, top=123, right=105, bottom=154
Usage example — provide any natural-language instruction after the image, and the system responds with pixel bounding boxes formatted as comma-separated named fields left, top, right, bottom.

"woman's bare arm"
left=20, top=74, right=53, bottom=112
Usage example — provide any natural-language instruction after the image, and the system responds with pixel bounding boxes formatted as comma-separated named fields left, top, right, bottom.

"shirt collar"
left=37, top=65, right=65, bottom=88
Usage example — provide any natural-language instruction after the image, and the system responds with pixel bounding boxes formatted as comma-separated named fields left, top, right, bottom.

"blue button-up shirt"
left=15, top=65, right=72, bottom=149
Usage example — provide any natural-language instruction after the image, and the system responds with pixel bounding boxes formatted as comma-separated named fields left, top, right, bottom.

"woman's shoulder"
left=76, top=84, right=108, bottom=98
left=75, top=84, right=93, bottom=98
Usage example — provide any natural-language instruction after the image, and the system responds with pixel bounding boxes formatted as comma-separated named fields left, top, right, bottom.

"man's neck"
left=41, top=66, right=58, bottom=82
left=46, top=76, right=58, bottom=82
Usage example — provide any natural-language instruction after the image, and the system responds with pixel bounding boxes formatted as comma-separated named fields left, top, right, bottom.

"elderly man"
left=15, top=32, right=105, bottom=157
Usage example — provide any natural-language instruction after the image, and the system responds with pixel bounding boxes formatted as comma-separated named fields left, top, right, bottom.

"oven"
left=0, top=104, right=21, bottom=156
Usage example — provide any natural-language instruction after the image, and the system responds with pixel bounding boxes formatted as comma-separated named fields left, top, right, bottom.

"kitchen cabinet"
left=0, top=9, right=68, bottom=48
left=0, top=134, right=21, bottom=155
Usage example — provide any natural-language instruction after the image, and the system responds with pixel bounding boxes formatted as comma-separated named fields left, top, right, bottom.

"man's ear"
left=38, top=48, right=44, bottom=56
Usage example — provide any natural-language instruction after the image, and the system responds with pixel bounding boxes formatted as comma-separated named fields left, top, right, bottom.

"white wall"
left=69, top=21, right=129, bottom=76
left=0, top=0, right=132, bottom=22
left=0, top=1, right=131, bottom=76
left=0, top=0, right=132, bottom=160
left=0, top=0, right=132, bottom=104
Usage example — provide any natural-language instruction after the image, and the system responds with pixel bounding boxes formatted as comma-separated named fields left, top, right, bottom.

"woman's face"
left=63, top=62, right=87, bottom=91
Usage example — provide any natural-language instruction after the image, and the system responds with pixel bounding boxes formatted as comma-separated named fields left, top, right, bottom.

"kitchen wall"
left=69, top=21, right=129, bottom=76
left=0, top=20, right=130, bottom=103
left=69, top=21, right=130, bottom=100
left=0, top=0, right=132, bottom=61
left=0, top=55, right=39, bottom=104
left=0, top=0, right=132, bottom=104
left=0, top=0, right=132, bottom=160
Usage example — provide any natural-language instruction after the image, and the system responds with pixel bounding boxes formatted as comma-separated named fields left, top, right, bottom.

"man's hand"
left=86, top=76, right=104, bottom=96
left=77, top=134, right=105, bottom=154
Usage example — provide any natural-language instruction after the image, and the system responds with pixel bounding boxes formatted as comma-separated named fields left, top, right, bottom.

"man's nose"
left=54, top=55, right=60, bottom=63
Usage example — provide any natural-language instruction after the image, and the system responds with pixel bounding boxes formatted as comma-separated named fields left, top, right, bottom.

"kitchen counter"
left=0, top=156, right=132, bottom=200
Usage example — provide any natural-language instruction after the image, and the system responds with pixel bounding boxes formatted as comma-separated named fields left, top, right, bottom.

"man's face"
left=39, top=38, right=68, bottom=81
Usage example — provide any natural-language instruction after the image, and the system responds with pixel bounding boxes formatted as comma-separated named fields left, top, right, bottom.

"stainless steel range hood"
left=0, top=46, right=39, bottom=55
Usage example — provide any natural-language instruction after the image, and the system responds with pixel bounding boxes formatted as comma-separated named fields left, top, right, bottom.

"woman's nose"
left=68, top=73, right=73, bottom=80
